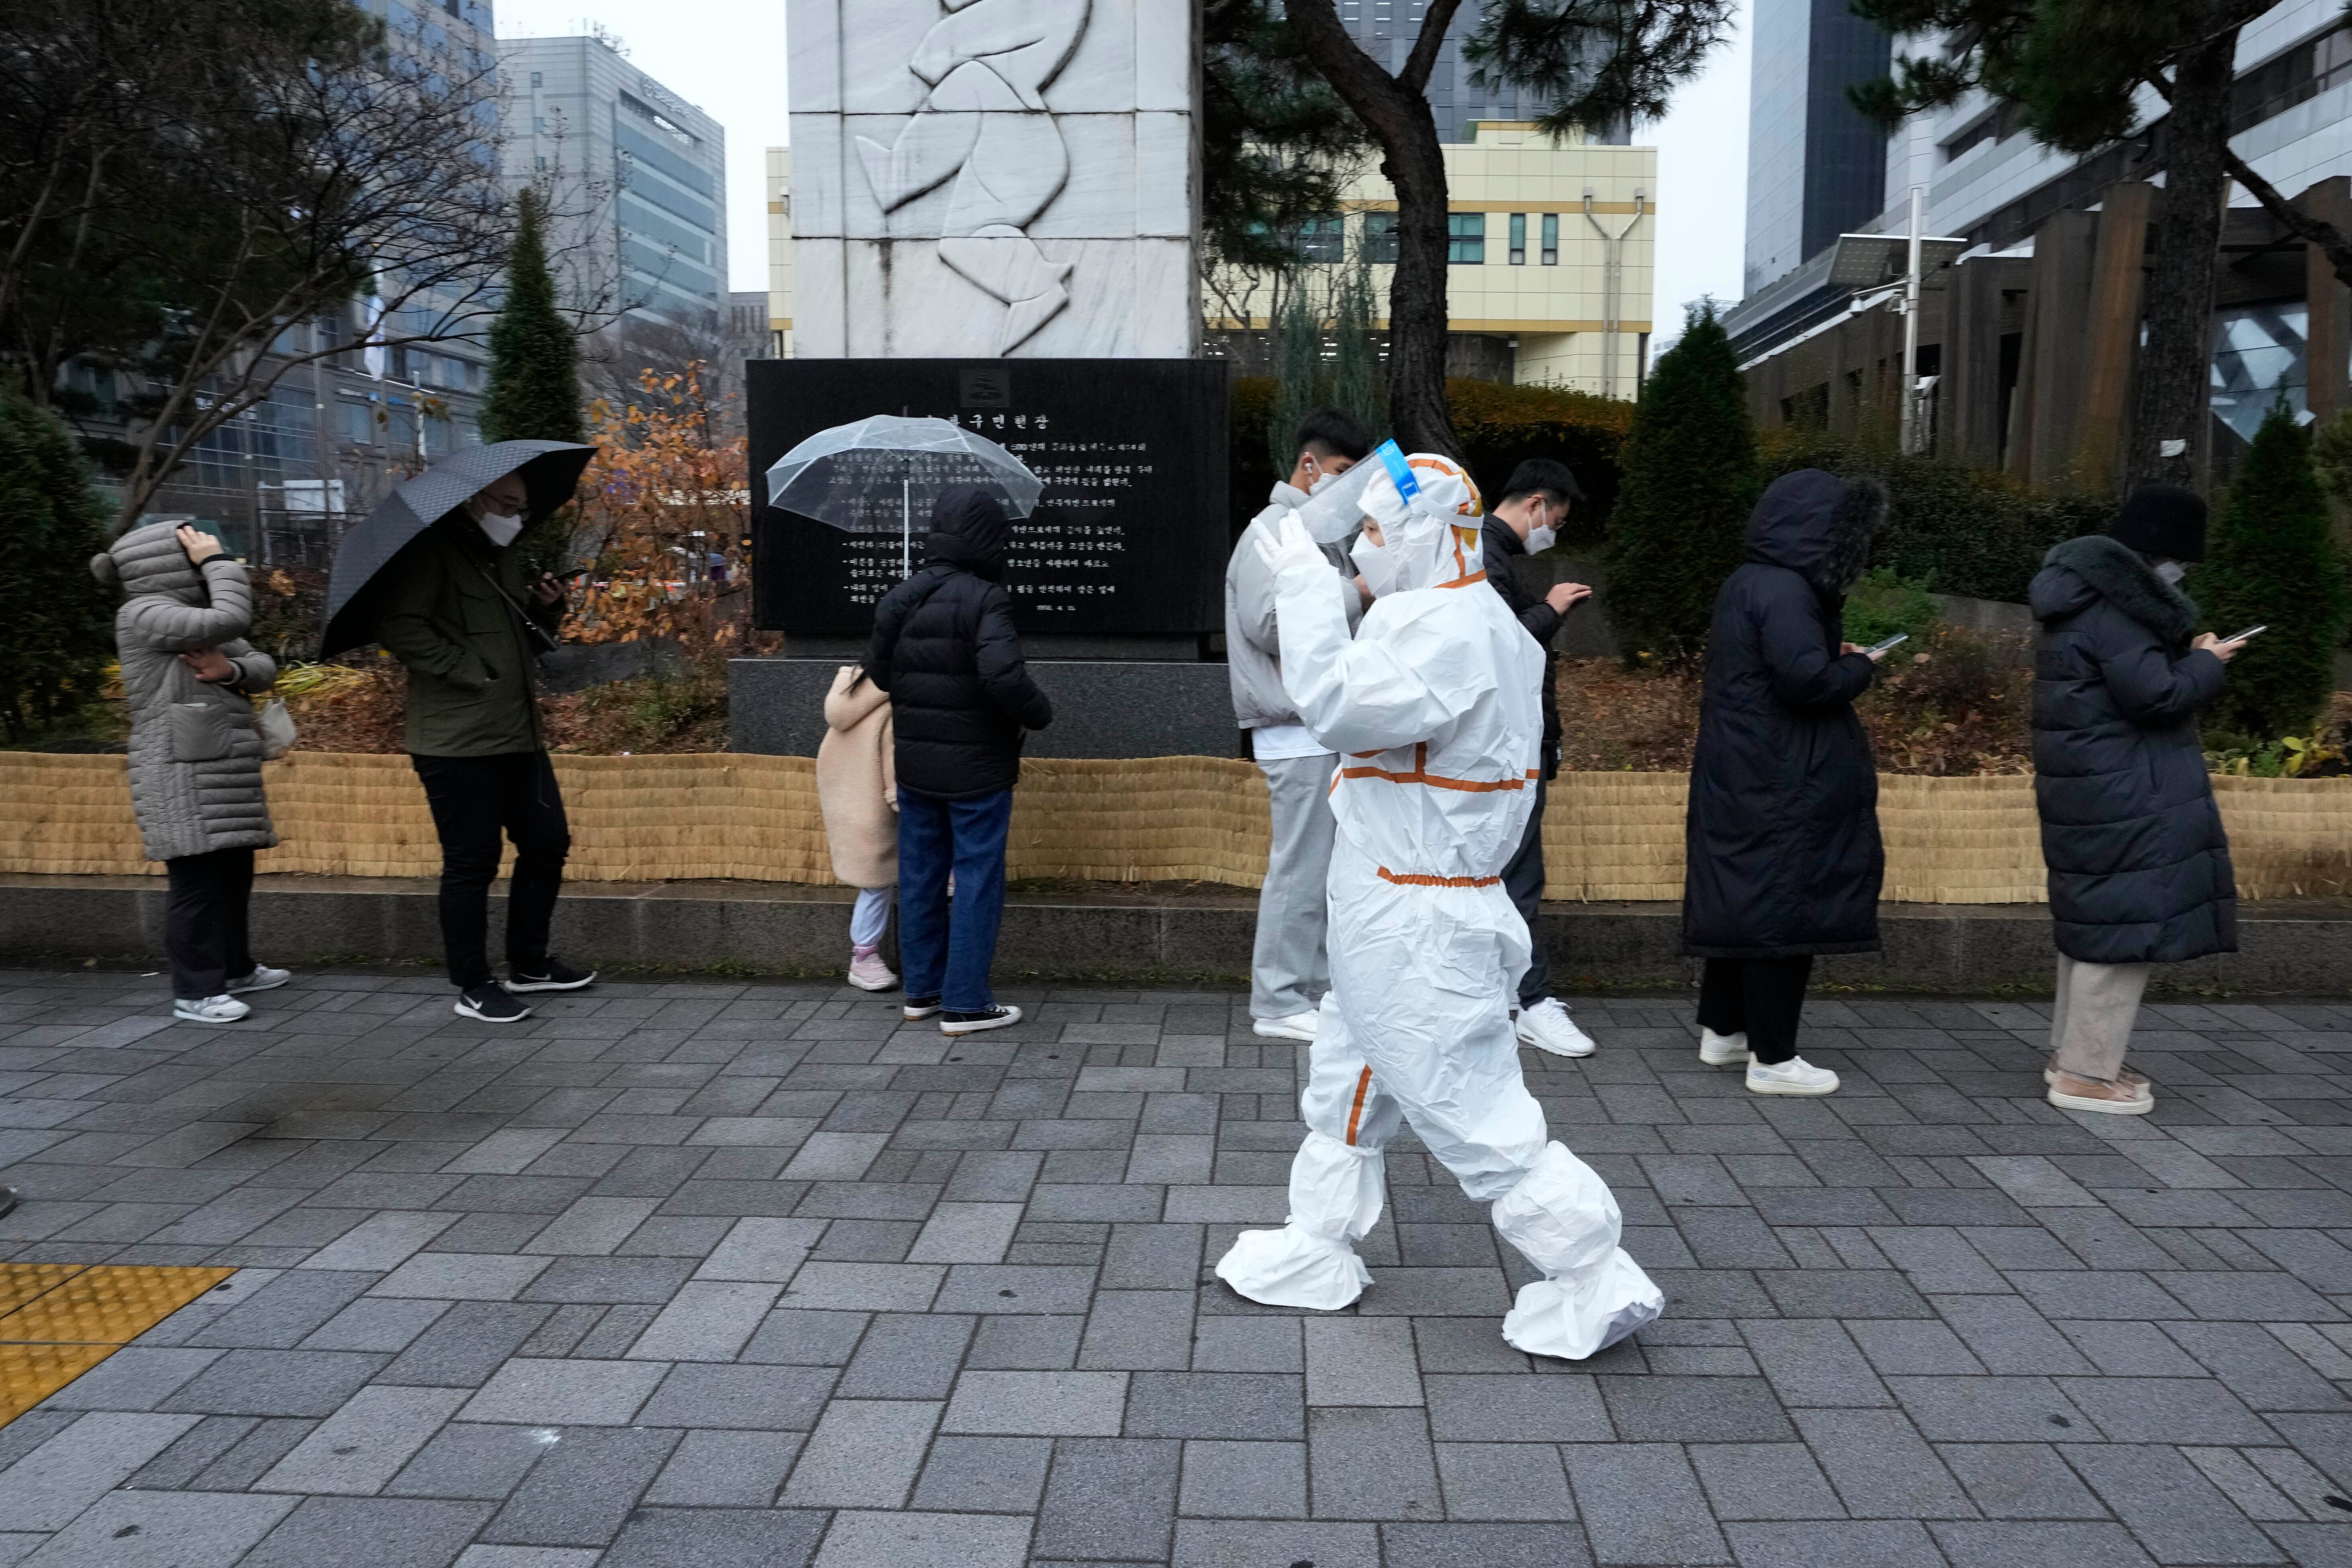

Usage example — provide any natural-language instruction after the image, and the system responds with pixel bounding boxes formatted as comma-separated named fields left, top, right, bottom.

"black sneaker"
left=903, top=996, right=942, bottom=1021
left=507, top=958, right=597, bottom=993
left=455, top=983, right=533, bottom=1022
left=940, top=1004, right=1022, bottom=1036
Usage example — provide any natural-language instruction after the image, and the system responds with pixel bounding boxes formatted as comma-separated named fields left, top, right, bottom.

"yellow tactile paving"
left=0, top=1265, right=235, bottom=1346
left=0, top=1265, right=238, bottom=1425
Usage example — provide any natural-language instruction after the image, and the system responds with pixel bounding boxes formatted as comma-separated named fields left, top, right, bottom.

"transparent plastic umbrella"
left=764, top=415, right=1045, bottom=579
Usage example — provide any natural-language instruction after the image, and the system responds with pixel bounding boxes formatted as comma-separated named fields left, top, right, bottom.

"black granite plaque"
left=748, top=359, right=1229, bottom=636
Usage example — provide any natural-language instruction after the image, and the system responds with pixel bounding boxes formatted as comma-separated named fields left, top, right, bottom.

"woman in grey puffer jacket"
left=92, top=521, right=290, bottom=1022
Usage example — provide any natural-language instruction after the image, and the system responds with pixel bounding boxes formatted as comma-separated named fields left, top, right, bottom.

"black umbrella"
left=320, top=440, right=595, bottom=658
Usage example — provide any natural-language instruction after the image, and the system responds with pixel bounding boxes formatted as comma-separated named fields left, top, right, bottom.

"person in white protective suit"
left=1214, top=446, right=1663, bottom=1361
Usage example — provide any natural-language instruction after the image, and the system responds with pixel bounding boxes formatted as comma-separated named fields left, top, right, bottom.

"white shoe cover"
left=1215, top=1130, right=1383, bottom=1310
left=1490, top=1142, right=1663, bottom=1359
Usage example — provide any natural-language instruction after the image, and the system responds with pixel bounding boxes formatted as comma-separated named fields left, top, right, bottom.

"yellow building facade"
left=764, top=123, right=1653, bottom=395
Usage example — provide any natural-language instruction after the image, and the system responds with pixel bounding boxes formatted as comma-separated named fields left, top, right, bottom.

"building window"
left=1362, top=212, right=1399, bottom=265
left=1291, top=215, right=1345, bottom=264
left=535, top=155, right=546, bottom=171
left=533, top=117, right=546, bottom=135
left=1448, top=212, right=1485, bottom=265
left=529, top=70, right=542, bottom=88
left=1541, top=213, right=1559, bottom=265
left=1508, top=213, right=1526, bottom=265
left=339, top=401, right=375, bottom=445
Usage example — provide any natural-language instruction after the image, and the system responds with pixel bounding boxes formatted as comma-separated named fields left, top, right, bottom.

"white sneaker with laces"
left=172, top=994, right=250, bottom=1024
left=1516, top=997, right=1596, bottom=1058
left=1698, top=1027, right=1751, bottom=1065
left=226, top=965, right=290, bottom=995
left=1747, top=1056, right=1839, bottom=1096
left=846, top=951, right=898, bottom=991
left=1253, top=1011, right=1319, bottom=1042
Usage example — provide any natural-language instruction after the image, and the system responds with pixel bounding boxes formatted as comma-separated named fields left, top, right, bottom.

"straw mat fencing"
left=4, top=752, right=2348, bottom=902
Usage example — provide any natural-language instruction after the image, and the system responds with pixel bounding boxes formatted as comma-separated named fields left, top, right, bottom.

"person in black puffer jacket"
left=2029, top=484, right=2241, bottom=1117
left=1682, top=469, right=1892, bottom=1098
left=866, top=487, right=1053, bottom=1035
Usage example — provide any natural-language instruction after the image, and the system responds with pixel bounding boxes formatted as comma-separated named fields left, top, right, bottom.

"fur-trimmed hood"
left=1745, top=469, right=1886, bottom=593
left=2030, top=534, right=2199, bottom=642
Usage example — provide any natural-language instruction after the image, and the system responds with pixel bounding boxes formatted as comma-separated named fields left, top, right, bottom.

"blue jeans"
left=897, top=787, right=1014, bottom=1012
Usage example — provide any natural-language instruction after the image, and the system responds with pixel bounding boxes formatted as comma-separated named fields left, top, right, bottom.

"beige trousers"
left=2050, top=954, right=2152, bottom=1082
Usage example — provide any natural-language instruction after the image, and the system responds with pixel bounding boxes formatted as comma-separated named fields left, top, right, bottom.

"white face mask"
left=1524, top=521, right=1557, bottom=555
left=477, top=511, right=524, bottom=548
left=1351, top=529, right=1407, bottom=599
left=2154, top=560, right=2186, bottom=585
left=1306, top=466, right=1337, bottom=495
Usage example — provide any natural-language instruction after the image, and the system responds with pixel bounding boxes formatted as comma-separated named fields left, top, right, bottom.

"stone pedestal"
left=730, top=656, right=1237, bottom=759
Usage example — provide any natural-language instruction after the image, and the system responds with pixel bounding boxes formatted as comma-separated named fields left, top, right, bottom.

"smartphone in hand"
left=1866, top=633, right=1910, bottom=657
left=2223, top=625, right=2266, bottom=644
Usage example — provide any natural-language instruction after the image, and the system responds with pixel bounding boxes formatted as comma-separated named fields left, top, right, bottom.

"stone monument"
left=786, top=0, right=1197, bottom=360
left=733, top=0, right=1230, bottom=760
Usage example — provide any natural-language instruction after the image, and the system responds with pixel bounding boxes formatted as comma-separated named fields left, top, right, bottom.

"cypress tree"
left=479, top=188, right=583, bottom=445
left=2200, top=405, right=2350, bottom=740
left=0, top=381, right=115, bottom=738
left=1602, top=302, right=1759, bottom=666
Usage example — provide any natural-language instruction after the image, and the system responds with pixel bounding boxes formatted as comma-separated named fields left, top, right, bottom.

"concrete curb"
left=7, top=875, right=2349, bottom=995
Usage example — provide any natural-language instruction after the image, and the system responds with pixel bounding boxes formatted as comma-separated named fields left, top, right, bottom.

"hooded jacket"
left=816, top=665, right=897, bottom=888
left=865, top=488, right=1053, bottom=799
left=1226, top=480, right=1364, bottom=733
left=93, top=523, right=279, bottom=862
left=1481, top=514, right=1564, bottom=778
left=2029, top=534, right=2234, bottom=965
left=1683, top=469, right=1884, bottom=958
left=374, top=511, right=563, bottom=757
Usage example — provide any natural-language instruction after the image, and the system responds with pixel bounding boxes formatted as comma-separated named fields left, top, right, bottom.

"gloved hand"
left=1253, top=511, right=1330, bottom=598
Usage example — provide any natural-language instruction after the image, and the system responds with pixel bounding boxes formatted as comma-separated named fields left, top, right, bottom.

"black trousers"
left=411, top=750, right=571, bottom=989
left=1502, top=775, right=1551, bottom=1008
left=165, top=846, right=255, bottom=1000
left=1696, top=955, right=1815, bottom=1065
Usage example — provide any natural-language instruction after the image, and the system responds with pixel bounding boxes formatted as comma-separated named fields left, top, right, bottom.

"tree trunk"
left=1283, top=0, right=1464, bottom=458
left=2129, top=23, right=2237, bottom=489
left=2222, top=147, right=2352, bottom=294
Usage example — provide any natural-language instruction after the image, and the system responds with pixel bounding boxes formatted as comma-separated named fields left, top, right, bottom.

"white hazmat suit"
left=1214, top=448, right=1662, bottom=1361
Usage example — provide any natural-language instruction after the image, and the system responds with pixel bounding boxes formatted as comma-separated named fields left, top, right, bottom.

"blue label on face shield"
left=1373, top=441, right=1418, bottom=504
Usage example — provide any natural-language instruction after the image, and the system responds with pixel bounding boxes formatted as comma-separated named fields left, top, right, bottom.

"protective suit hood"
left=1355, top=448, right=1486, bottom=594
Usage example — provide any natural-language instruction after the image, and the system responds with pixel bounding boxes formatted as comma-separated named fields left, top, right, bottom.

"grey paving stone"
left=1078, top=1289, right=1195, bottom=1372
left=965, top=1314, right=1084, bottom=1370
left=1424, top=1376, right=1610, bottom=1443
left=1171, top=1518, right=1380, bottom=1567
left=31, top=1347, right=219, bottom=1412
left=1936, top=1442, right=2106, bottom=1519
left=1721, top=1520, right=1945, bottom=1567
left=1789, top=1407, right=1978, bottom=1519
left=1434, top=1441, right=1573, bottom=1521
left=0, top=1412, right=199, bottom=1531
left=599, top=1505, right=828, bottom=1568
left=1308, top=1406, right=1443, bottom=1521
left=1885, top=1376, right=2095, bottom=1441
left=1737, top=1320, right=1890, bottom=1408
left=780, top=1398, right=942, bottom=1507
left=1181, top=1439, right=1307, bottom=1519
left=158, top=1348, right=387, bottom=1418
left=624, top=1280, right=779, bottom=1360
left=2055, top=1375, right=2280, bottom=1444
left=1382, top=1521, right=1594, bottom=1568
left=254, top=1386, right=468, bottom=1495
left=299, top=1298, right=452, bottom=1354
left=238, top=1494, right=495, bottom=1568
left=1688, top=1443, right=1845, bottom=1521
left=2162, top=1320, right=2352, bottom=1412
left=642, top=1429, right=802, bottom=1506
left=941, top=1370, right=1128, bottom=1435
left=1600, top=1376, right=1797, bottom=1442
left=370, top=1252, right=551, bottom=1301
left=911, top=1435, right=1054, bottom=1514
left=184, top=1270, right=379, bottom=1348
left=377, top=1303, right=555, bottom=1388
left=637, top=1362, right=838, bottom=1429
left=385, top=1422, right=556, bottom=1501
left=1567, top=1443, right=1732, bottom=1564
left=1125, top=1371, right=1306, bottom=1440
left=836, top=1312, right=976, bottom=1398
left=458, top=1357, right=668, bottom=1426
left=1191, top=1315, right=1302, bottom=1372
left=1035, top=1437, right=1181, bottom=1561
left=480, top=1425, right=678, bottom=1547
left=1305, top=1317, right=1423, bottom=1406
left=7, top=1489, right=295, bottom=1568
left=1927, top=1520, right=2162, bottom=1567
left=807, top=1509, right=1030, bottom=1568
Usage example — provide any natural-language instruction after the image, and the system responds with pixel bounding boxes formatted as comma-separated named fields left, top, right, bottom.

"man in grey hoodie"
left=1224, top=408, right=1372, bottom=1041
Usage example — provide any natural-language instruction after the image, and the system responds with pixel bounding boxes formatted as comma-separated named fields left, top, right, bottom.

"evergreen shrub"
left=0, top=381, right=115, bottom=739
left=2199, top=405, right=2350, bottom=740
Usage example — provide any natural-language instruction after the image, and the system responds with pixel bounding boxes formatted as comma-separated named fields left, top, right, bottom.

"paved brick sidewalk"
left=0, top=967, right=2346, bottom=1566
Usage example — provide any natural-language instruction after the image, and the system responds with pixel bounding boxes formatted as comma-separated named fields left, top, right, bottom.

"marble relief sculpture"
left=854, top=0, right=1091, bottom=354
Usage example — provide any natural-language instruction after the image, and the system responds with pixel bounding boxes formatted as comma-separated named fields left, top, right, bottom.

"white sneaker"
left=1747, top=1056, right=1839, bottom=1096
left=226, top=965, right=290, bottom=995
left=1253, top=1011, right=1319, bottom=1042
left=172, top=994, right=250, bottom=1024
left=846, top=952, right=898, bottom=992
left=1698, top=1027, right=1751, bottom=1065
left=1516, top=997, right=1595, bottom=1058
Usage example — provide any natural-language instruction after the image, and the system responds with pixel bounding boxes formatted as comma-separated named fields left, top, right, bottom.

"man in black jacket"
left=866, top=488, right=1054, bottom=1035
left=1481, top=458, right=1595, bottom=1058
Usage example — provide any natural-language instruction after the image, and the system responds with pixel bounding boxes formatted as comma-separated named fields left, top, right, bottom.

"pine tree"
left=1602, top=302, right=1759, bottom=666
left=2200, top=405, right=2350, bottom=740
left=0, top=381, right=115, bottom=738
left=479, top=188, right=582, bottom=446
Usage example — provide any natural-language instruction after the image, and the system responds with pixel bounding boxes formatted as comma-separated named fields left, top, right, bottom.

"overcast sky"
left=490, top=0, right=1753, bottom=333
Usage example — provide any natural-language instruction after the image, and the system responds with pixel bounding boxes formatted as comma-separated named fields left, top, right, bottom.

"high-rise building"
left=1334, top=0, right=1629, bottom=144
left=1740, top=0, right=1890, bottom=298
left=499, top=35, right=729, bottom=359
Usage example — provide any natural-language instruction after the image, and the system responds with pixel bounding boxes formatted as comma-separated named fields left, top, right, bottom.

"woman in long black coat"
left=2030, top=484, right=2239, bottom=1116
left=1683, top=469, right=1890, bottom=1096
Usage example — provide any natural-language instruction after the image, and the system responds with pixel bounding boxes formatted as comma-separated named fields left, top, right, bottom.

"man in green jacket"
left=379, top=471, right=595, bottom=1022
